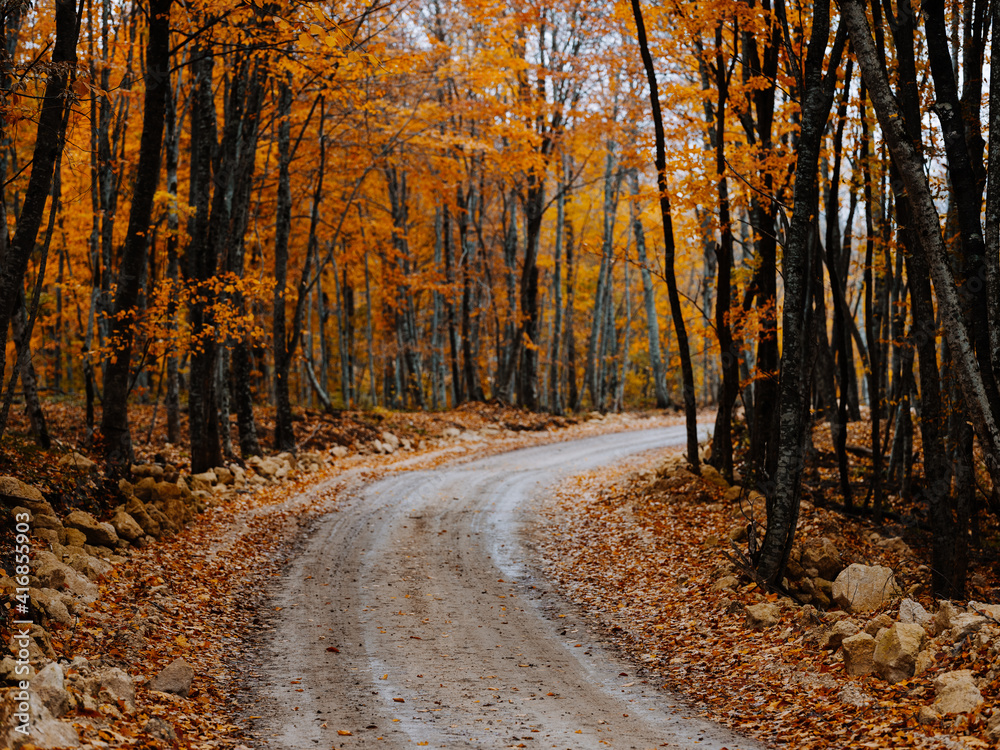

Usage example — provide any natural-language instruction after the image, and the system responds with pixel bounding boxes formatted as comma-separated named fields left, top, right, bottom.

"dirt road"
left=244, top=427, right=765, bottom=750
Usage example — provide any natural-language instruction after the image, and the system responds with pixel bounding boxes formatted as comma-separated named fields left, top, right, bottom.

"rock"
left=745, top=602, right=781, bottom=630
left=32, top=662, right=69, bottom=718
left=711, top=576, right=739, bottom=593
left=150, top=657, right=194, bottom=697
left=61, top=527, right=85, bottom=548
left=214, top=466, right=234, bottom=486
left=699, top=464, right=729, bottom=489
left=947, top=613, right=987, bottom=641
left=876, top=536, right=911, bottom=556
left=125, top=497, right=161, bottom=538
left=820, top=619, right=859, bottom=650
left=917, top=706, right=940, bottom=725
left=34, top=588, right=73, bottom=626
left=66, top=551, right=112, bottom=581
left=0, top=476, right=46, bottom=504
left=110, top=510, right=144, bottom=544
left=131, top=463, right=164, bottom=481
left=442, top=427, right=461, bottom=438
left=0, top=688, right=79, bottom=748
left=134, top=476, right=157, bottom=502
left=32, top=528, right=60, bottom=548
left=231, top=465, right=246, bottom=487
left=898, top=599, right=933, bottom=628
left=31, top=513, right=64, bottom=533
left=152, top=481, right=186, bottom=503
left=969, top=601, right=1000, bottom=620
left=92, top=666, right=136, bottom=712
left=0, top=656, right=33, bottom=684
left=189, top=471, right=217, bottom=492
left=32, top=551, right=99, bottom=603
left=143, top=716, right=178, bottom=743
left=800, top=538, right=843, bottom=580
left=161, top=495, right=193, bottom=526
left=381, top=431, right=400, bottom=451
left=914, top=648, right=935, bottom=676
left=163, top=464, right=180, bottom=483
left=874, top=622, right=926, bottom=683
left=935, top=601, right=962, bottom=633
left=147, top=502, right=178, bottom=535
left=57, top=451, right=96, bottom=472
left=813, top=577, right=834, bottom=602
left=838, top=684, right=872, bottom=708
left=987, top=711, right=1000, bottom=742
left=842, top=632, right=876, bottom=676
left=932, top=670, right=984, bottom=714
left=252, top=456, right=281, bottom=478
left=723, top=485, right=742, bottom=503
left=832, top=564, right=902, bottom=613
left=63, top=510, right=119, bottom=547
left=864, top=613, right=894, bottom=637
left=728, top=524, right=748, bottom=543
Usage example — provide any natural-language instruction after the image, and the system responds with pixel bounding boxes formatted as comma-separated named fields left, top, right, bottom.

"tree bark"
left=628, top=168, right=668, bottom=408
left=0, top=0, right=77, bottom=441
left=100, top=0, right=171, bottom=469
left=630, top=0, right=699, bottom=469
left=755, top=1, right=845, bottom=584
left=272, top=76, right=296, bottom=451
left=186, top=51, right=222, bottom=473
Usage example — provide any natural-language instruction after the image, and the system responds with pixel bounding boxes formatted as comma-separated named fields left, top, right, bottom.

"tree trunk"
left=709, top=23, right=739, bottom=482
left=100, top=0, right=171, bottom=469
left=755, top=2, right=845, bottom=584
left=628, top=169, right=668, bottom=409
left=0, top=0, right=77, bottom=441
left=630, top=0, right=699, bottom=469
left=273, top=76, right=296, bottom=451
left=186, top=51, right=222, bottom=473
left=12, top=286, right=51, bottom=448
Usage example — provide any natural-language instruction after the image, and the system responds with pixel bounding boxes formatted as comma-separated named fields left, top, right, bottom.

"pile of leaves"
left=537, top=447, right=1000, bottom=749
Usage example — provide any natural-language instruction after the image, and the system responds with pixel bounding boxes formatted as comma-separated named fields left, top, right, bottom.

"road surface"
left=244, top=427, right=764, bottom=750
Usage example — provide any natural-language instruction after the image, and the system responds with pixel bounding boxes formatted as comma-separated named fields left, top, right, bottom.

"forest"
left=0, top=0, right=998, bottom=599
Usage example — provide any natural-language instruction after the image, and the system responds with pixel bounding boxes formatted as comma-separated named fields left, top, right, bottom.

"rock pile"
left=0, top=443, right=351, bottom=748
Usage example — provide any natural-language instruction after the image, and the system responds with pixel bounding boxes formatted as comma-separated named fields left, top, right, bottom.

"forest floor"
left=2, top=404, right=999, bottom=749
left=537, top=422, right=1000, bottom=749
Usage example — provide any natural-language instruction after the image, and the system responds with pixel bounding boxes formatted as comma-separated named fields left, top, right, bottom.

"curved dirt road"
left=246, top=427, right=764, bottom=750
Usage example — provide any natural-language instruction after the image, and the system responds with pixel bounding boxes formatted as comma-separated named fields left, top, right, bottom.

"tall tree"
left=755, top=0, right=845, bottom=584
left=0, top=0, right=78, bottom=441
left=100, top=0, right=173, bottom=468
left=630, top=0, right=700, bottom=469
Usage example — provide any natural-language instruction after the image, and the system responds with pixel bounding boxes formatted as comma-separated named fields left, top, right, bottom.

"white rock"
left=933, top=670, right=984, bottom=714
left=0, top=688, right=79, bottom=748
left=898, top=599, right=933, bottom=628
left=874, top=622, right=926, bottom=683
left=32, top=662, right=70, bottom=718
left=832, top=563, right=902, bottom=613
left=842, top=632, right=876, bottom=676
